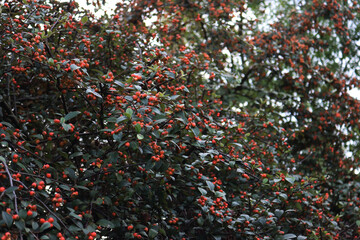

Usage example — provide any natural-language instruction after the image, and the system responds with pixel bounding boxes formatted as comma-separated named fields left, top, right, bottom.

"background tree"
left=1, top=0, right=360, bottom=239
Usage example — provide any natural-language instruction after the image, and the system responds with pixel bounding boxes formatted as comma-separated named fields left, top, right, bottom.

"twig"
left=0, top=158, right=19, bottom=214
left=13, top=179, right=75, bottom=237
left=199, top=20, right=208, bottom=41
left=0, top=96, right=21, bottom=129
left=8, top=169, right=76, bottom=188
left=78, top=90, right=99, bottom=115
left=49, top=14, right=62, bottom=32
left=4, top=139, right=46, bottom=163
left=135, top=42, right=143, bottom=60
left=0, top=157, right=23, bottom=239
left=30, top=232, right=40, bottom=240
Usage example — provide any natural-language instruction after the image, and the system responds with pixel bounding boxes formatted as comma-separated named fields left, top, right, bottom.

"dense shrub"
left=1, top=0, right=360, bottom=239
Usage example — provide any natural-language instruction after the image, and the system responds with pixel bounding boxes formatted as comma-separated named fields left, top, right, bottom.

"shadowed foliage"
left=1, top=0, right=360, bottom=239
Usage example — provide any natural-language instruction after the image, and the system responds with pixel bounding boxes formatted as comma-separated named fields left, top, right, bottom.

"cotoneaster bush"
left=1, top=0, right=360, bottom=239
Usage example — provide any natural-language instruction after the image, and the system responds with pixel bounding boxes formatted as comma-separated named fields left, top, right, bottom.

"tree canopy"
left=1, top=0, right=360, bottom=239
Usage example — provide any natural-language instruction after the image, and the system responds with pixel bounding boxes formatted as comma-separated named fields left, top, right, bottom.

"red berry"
left=27, top=210, right=33, bottom=216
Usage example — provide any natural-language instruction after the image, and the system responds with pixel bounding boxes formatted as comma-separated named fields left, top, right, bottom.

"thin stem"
left=13, top=179, right=75, bottom=237
left=0, top=158, right=23, bottom=239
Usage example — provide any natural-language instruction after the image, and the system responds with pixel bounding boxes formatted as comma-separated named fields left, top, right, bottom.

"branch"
left=0, top=157, right=23, bottom=239
left=98, top=83, right=105, bottom=129
left=8, top=169, right=76, bottom=188
left=0, top=95, right=21, bottom=129
left=13, top=179, right=75, bottom=237
left=0, top=158, right=19, bottom=214
left=4, top=139, right=46, bottom=163
left=199, top=20, right=208, bottom=41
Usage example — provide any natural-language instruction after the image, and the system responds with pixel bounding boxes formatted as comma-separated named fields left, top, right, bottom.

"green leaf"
left=192, top=127, right=200, bottom=136
left=61, top=122, right=72, bottom=132
left=39, top=222, right=51, bottom=232
left=5, top=186, right=18, bottom=194
left=295, top=202, right=303, bottom=211
left=279, top=193, right=288, bottom=200
left=70, top=152, right=83, bottom=158
left=53, top=220, right=61, bottom=230
left=97, top=219, right=115, bottom=228
left=18, top=209, right=27, bottom=219
left=116, top=116, right=127, bottom=123
left=285, top=176, right=295, bottom=185
left=231, top=143, right=243, bottom=149
left=135, top=123, right=141, bottom=133
left=297, top=236, right=307, bottom=240
left=64, top=167, right=77, bottom=180
left=69, top=211, right=82, bottom=220
left=275, top=209, right=284, bottom=218
left=137, top=134, right=144, bottom=140
left=83, top=225, right=96, bottom=235
left=86, top=88, right=102, bottom=98
left=76, top=185, right=89, bottom=190
left=48, top=58, right=54, bottom=65
left=153, top=118, right=167, bottom=125
left=106, top=117, right=117, bottom=122
left=114, top=132, right=123, bottom=142
left=125, top=108, right=133, bottom=118
left=94, top=198, right=103, bottom=205
left=100, top=129, right=113, bottom=132
left=2, top=211, right=13, bottom=227
left=149, top=228, right=158, bottom=238
left=60, top=184, right=71, bottom=191
left=70, top=64, right=80, bottom=71
left=282, top=234, right=297, bottom=239
left=206, top=181, right=215, bottom=192
left=32, top=221, right=39, bottom=230
left=198, top=187, right=207, bottom=195
left=81, top=16, right=88, bottom=24
left=215, top=191, right=226, bottom=198
left=197, top=217, right=204, bottom=226
left=15, top=220, right=25, bottom=231
left=64, top=111, right=81, bottom=121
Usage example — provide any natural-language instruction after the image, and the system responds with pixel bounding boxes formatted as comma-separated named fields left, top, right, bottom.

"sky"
left=74, top=0, right=118, bottom=17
